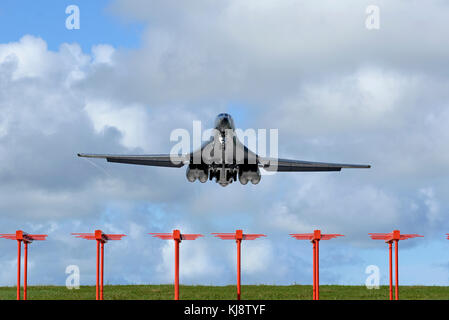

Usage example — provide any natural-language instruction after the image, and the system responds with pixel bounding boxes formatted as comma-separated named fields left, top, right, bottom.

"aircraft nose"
left=220, top=117, right=231, bottom=129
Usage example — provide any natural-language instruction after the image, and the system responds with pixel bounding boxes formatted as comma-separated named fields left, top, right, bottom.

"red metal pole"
left=312, top=240, right=316, bottom=300
left=174, top=239, right=180, bottom=300
left=100, top=241, right=104, bottom=300
left=24, top=242, right=28, bottom=300
left=395, top=239, right=399, bottom=300
left=388, top=241, right=393, bottom=300
left=96, top=239, right=100, bottom=300
left=17, top=240, right=21, bottom=300
left=316, top=240, right=320, bottom=300
left=237, top=239, right=241, bottom=300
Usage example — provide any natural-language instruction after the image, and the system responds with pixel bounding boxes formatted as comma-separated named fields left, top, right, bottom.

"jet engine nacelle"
left=186, top=166, right=208, bottom=183
left=238, top=167, right=261, bottom=185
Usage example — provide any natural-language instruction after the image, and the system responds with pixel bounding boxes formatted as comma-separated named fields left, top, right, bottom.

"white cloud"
left=419, top=187, right=441, bottom=225
left=157, top=238, right=222, bottom=284
left=0, top=35, right=52, bottom=80
left=85, top=100, right=151, bottom=150
left=241, top=240, right=274, bottom=274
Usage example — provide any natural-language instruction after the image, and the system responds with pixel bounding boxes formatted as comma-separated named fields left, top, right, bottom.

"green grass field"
left=0, top=285, right=447, bottom=300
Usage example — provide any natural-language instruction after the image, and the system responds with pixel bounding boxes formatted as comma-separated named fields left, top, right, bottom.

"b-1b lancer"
left=78, top=113, right=370, bottom=187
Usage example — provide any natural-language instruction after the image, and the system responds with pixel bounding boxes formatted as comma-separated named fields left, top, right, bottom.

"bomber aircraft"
left=78, top=113, right=370, bottom=187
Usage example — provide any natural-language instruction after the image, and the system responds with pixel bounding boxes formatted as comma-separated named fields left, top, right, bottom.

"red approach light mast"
left=212, top=230, right=266, bottom=300
left=0, top=230, right=48, bottom=300
left=150, top=229, right=203, bottom=300
left=369, top=230, right=423, bottom=300
left=72, top=230, right=126, bottom=300
left=290, top=230, right=344, bottom=300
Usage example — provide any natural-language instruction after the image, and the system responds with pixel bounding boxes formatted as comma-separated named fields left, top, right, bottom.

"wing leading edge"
left=259, top=157, right=371, bottom=172
left=77, top=153, right=187, bottom=168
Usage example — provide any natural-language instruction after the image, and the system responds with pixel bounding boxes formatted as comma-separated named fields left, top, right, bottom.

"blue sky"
left=0, top=0, right=449, bottom=293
